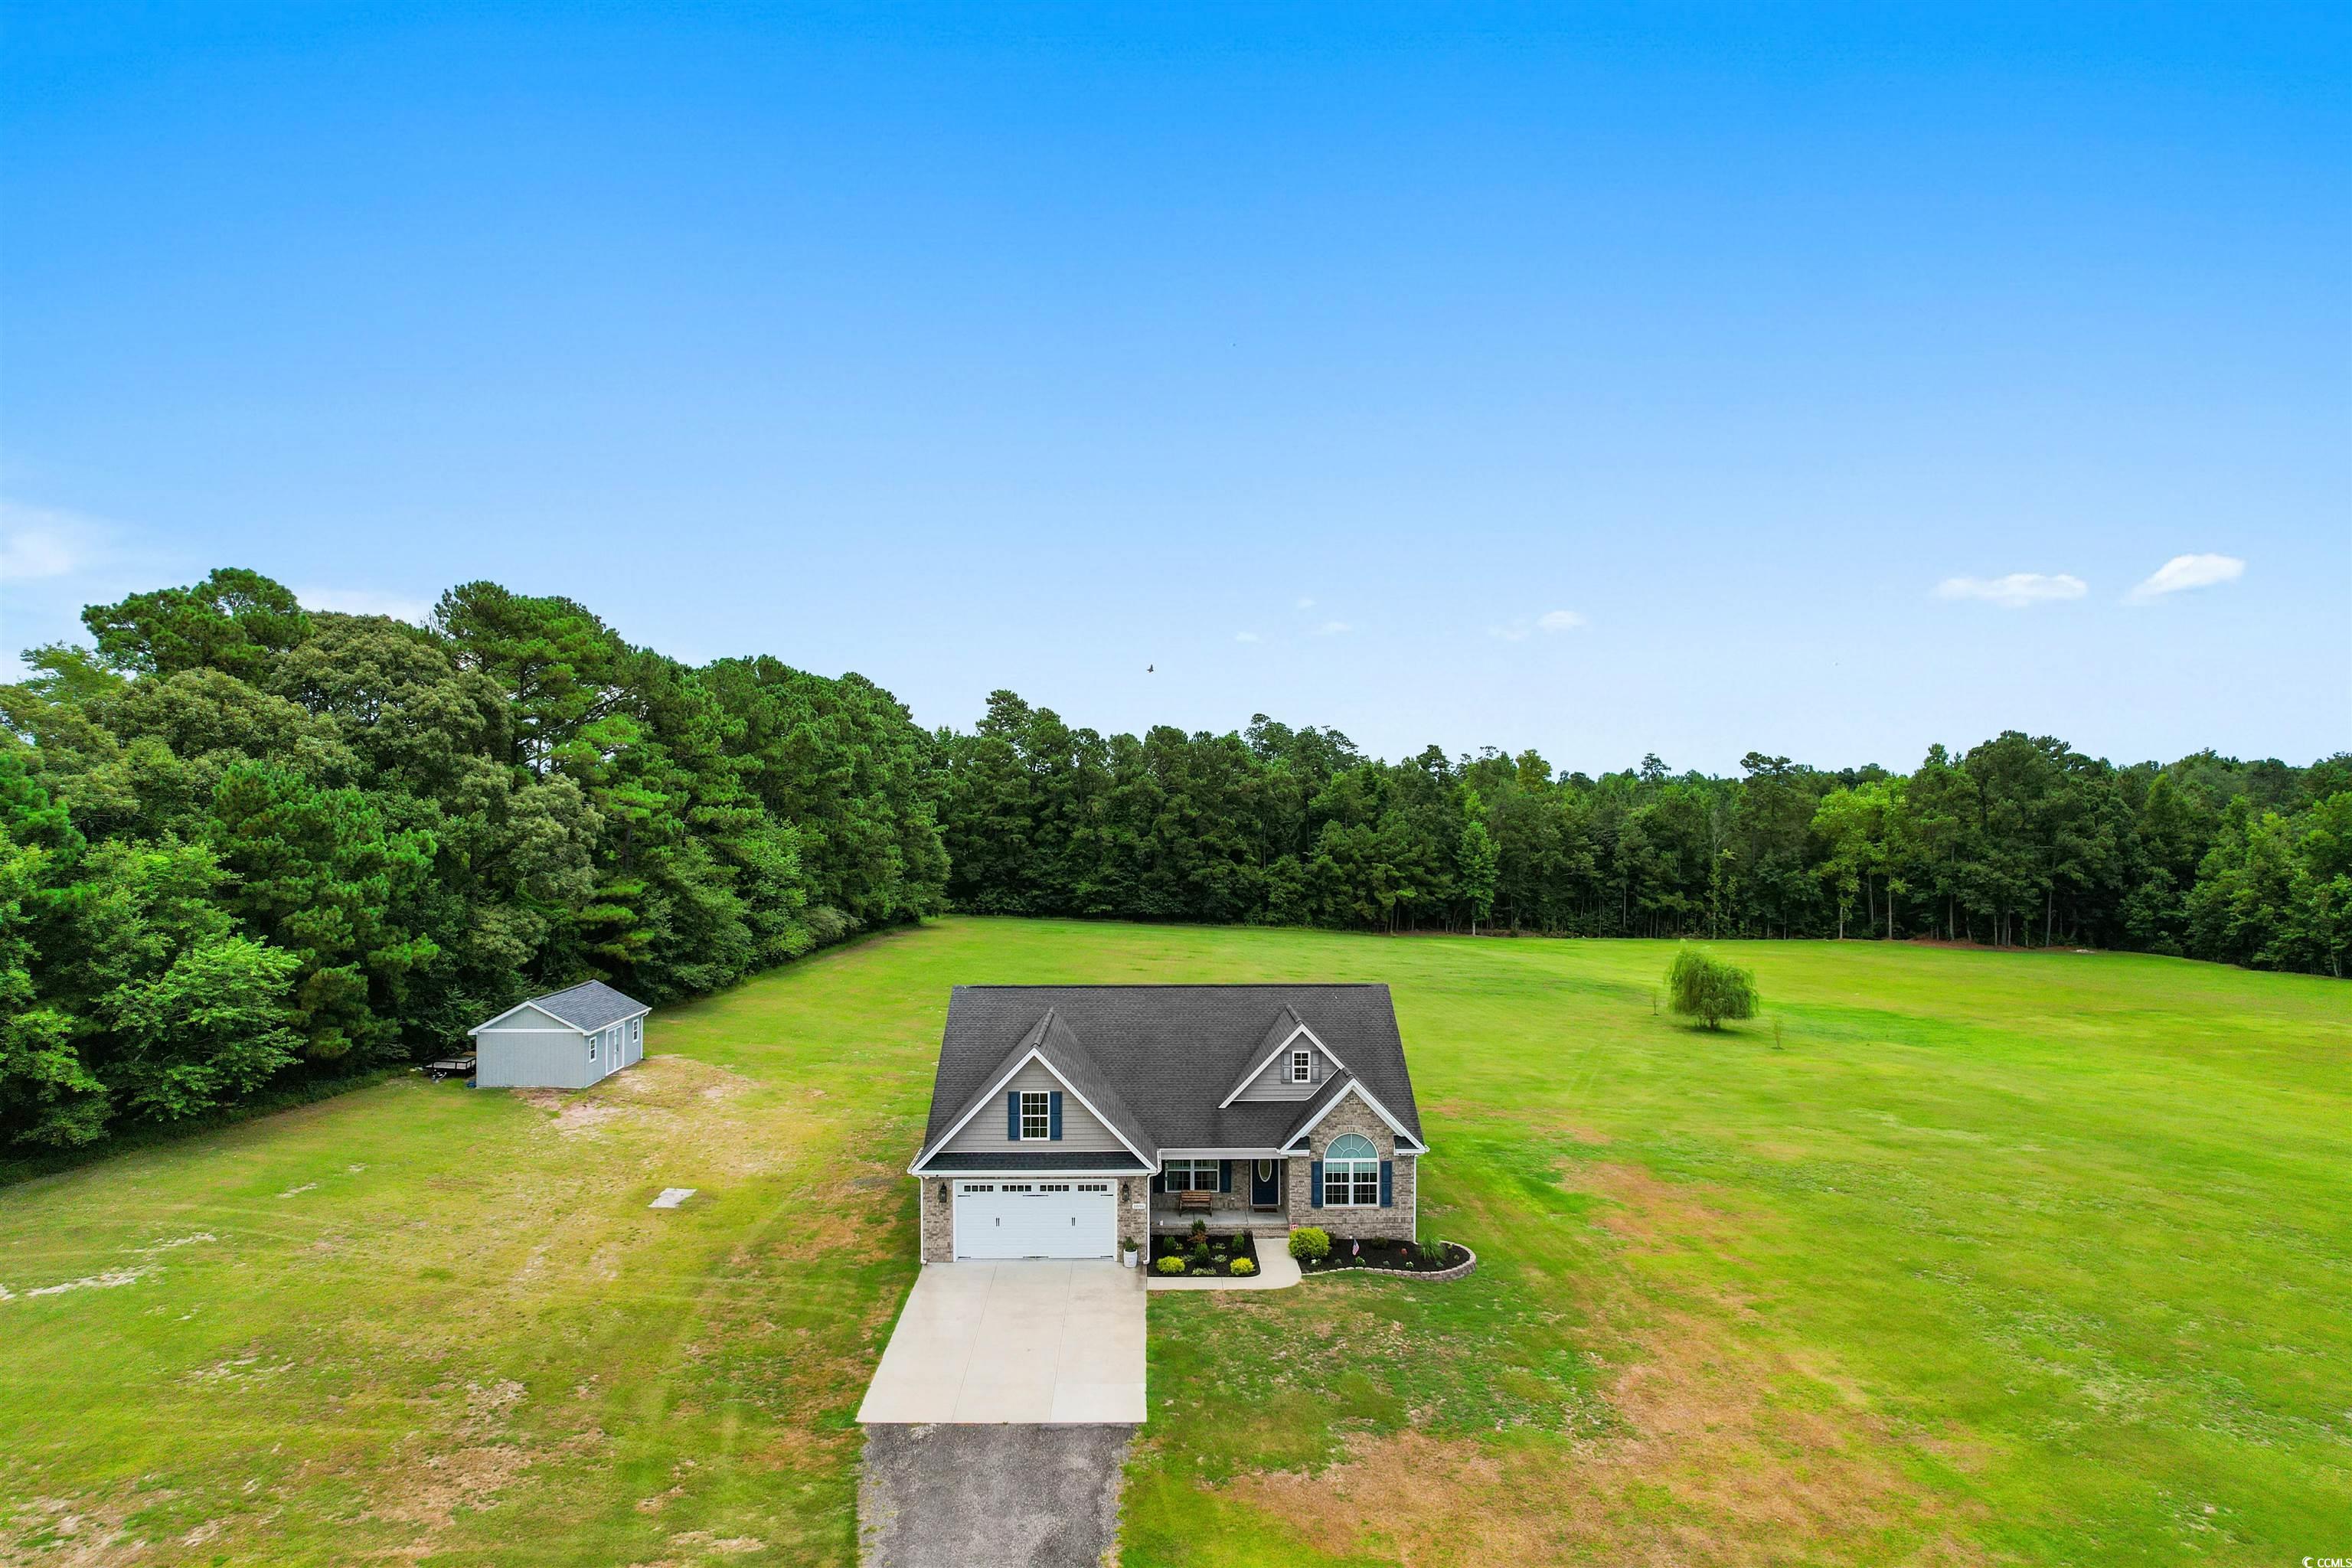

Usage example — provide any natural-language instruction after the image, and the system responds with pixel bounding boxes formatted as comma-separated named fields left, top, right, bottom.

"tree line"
left=936, top=691, right=2350, bottom=971
left=2, top=569, right=2343, bottom=1150
left=0, top=570, right=945, bottom=1148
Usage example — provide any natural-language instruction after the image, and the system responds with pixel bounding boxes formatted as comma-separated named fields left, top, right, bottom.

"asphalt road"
left=858, top=1423, right=1134, bottom=1568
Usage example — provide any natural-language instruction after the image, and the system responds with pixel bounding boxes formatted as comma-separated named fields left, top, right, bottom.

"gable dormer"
left=1222, top=1010, right=1345, bottom=1105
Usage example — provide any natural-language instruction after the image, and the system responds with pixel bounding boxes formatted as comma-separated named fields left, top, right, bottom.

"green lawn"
left=2, top=920, right=2347, bottom=1566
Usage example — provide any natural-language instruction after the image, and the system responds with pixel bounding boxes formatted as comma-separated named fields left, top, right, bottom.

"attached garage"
left=953, top=1180, right=1117, bottom=1260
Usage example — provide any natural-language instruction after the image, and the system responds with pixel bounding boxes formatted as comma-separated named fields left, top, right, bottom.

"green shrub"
left=1417, top=1240, right=1449, bottom=1266
left=1189, top=1242, right=1212, bottom=1266
left=1189, top=1218, right=1208, bottom=1240
left=1155, top=1254, right=1186, bottom=1275
left=1229, top=1256, right=1256, bottom=1276
left=1665, top=946, right=1759, bottom=1030
left=1190, top=1266, right=1216, bottom=1277
left=1288, top=1227, right=1330, bottom=1262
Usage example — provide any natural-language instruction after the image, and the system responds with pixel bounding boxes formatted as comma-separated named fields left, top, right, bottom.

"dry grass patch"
left=1233, top=1164, right=1982, bottom=1564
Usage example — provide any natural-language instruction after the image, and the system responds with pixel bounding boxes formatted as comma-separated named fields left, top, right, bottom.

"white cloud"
left=2128, top=553, right=2244, bottom=603
left=1234, top=631, right=1259, bottom=643
left=1491, top=608, right=1588, bottom=641
left=0, top=499, right=110, bottom=581
left=299, top=587, right=433, bottom=624
left=1312, top=620, right=1352, bottom=636
left=1933, top=572, right=2088, bottom=609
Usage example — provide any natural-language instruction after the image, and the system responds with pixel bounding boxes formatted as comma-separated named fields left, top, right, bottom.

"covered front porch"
left=1148, top=1154, right=1294, bottom=1234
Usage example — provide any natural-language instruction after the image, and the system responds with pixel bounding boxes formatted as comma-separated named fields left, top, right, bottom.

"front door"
left=1250, top=1159, right=1281, bottom=1208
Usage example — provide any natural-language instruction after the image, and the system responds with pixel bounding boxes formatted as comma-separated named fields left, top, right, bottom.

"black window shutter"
left=1380, top=1160, right=1393, bottom=1207
left=1219, top=1159, right=1233, bottom=1194
left=1309, top=1160, right=1322, bottom=1207
left=1007, top=1092, right=1019, bottom=1140
left=1049, top=1091, right=1063, bottom=1141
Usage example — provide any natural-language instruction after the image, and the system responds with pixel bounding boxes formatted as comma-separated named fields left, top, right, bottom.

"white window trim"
left=587, top=1032, right=599, bottom=1062
left=1289, top=1048, right=1312, bottom=1084
left=1217, top=1020, right=1348, bottom=1107
left=1019, top=1089, right=1051, bottom=1141
left=1161, top=1158, right=1219, bottom=1193
left=1321, top=1135, right=1380, bottom=1207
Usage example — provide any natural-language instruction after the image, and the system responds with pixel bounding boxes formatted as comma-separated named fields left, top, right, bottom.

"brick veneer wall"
left=1118, top=1178, right=1145, bottom=1254
left=920, top=1178, right=954, bottom=1263
left=1283, top=1094, right=1418, bottom=1242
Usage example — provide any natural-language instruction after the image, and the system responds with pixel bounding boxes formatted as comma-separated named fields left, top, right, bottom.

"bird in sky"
left=1146, top=665, right=1154, bottom=673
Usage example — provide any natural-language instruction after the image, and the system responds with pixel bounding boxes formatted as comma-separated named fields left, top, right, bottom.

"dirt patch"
left=517, top=1090, right=630, bottom=1136
left=372, top=1442, right=534, bottom=1537
left=1587, top=1161, right=1753, bottom=1262
left=462, top=1378, right=526, bottom=1432
left=136, top=1232, right=217, bottom=1253
left=5, top=1494, right=141, bottom=1568
left=8, top=1268, right=145, bottom=1300
left=511, top=1057, right=784, bottom=1182
left=664, top=1531, right=764, bottom=1556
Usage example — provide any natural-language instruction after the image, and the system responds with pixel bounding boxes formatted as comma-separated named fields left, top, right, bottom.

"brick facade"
left=1118, top=1177, right=1147, bottom=1255
left=920, top=1178, right=954, bottom=1263
left=1283, top=1093, right=1418, bottom=1242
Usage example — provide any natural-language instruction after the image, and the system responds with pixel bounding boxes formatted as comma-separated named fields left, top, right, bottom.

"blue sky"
left=4, top=3, right=2345, bottom=774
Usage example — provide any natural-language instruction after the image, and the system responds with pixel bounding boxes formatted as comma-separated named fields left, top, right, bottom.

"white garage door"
left=954, top=1181, right=1117, bottom=1259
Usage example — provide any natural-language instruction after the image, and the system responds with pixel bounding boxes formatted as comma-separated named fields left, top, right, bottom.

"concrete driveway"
left=855, top=1260, right=1146, bottom=1424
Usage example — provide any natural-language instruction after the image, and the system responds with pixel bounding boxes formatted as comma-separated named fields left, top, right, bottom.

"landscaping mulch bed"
left=1148, top=1229, right=1260, bottom=1277
left=1297, top=1236, right=1472, bottom=1275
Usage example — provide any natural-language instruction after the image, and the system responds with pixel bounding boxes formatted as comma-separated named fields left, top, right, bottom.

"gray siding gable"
left=475, top=1011, right=595, bottom=1088
left=939, top=1060, right=1123, bottom=1154
left=1229, top=1024, right=1338, bottom=1103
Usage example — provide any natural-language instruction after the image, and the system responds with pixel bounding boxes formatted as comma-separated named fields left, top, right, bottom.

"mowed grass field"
left=2, top=919, right=2347, bottom=1566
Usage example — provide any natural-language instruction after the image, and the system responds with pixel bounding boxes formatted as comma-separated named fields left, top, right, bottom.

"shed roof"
left=531, top=980, right=648, bottom=1031
left=472, top=979, right=650, bottom=1036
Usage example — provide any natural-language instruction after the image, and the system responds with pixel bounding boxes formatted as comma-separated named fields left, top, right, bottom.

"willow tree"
left=1665, top=946, right=1759, bottom=1030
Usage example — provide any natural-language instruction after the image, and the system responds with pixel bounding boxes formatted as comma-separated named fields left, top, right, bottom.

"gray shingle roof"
left=916, top=985, right=1423, bottom=1163
left=920, top=1152, right=1152, bottom=1173
left=525, top=980, right=649, bottom=1032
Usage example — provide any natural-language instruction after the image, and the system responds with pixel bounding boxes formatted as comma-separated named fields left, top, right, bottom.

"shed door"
left=953, top=1181, right=1116, bottom=1259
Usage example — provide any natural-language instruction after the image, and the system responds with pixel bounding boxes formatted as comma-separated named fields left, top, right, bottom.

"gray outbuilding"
left=469, top=980, right=651, bottom=1089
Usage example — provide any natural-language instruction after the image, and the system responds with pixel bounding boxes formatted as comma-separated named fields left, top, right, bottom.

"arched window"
left=1322, top=1133, right=1380, bottom=1207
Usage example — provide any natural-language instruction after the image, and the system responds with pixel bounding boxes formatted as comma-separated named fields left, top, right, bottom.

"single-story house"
left=469, top=980, right=651, bottom=1089
left=906, top=984, right=1428, bottom=1262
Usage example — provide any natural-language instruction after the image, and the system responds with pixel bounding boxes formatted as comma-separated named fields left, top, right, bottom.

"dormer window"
left=1290, top=1049, right=1312, bottom=1084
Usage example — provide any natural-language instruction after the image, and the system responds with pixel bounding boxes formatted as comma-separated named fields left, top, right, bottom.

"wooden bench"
left=1175, top=1189, right=1214, bottom=1214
